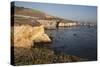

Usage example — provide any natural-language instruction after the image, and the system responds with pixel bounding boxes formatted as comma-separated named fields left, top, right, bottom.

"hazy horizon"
left=14, top=1, right=97, bottom=23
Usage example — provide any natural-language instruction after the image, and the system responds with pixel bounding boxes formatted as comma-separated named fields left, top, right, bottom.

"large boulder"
left=11, top=25, right=51, bottom=48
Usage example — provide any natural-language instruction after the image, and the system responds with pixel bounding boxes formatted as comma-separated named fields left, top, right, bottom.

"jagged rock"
left=11, top=25, right=51, bottom=48
left=37, top=20, right=57, bottom=29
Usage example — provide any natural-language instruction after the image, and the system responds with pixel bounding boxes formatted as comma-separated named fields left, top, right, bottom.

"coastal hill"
left=12, top=6, right=76, bottom=29
left=14, top=6, right=46, bottom=18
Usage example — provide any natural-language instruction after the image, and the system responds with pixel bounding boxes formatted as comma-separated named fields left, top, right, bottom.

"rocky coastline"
left=11, top=6, right=86, bottom=65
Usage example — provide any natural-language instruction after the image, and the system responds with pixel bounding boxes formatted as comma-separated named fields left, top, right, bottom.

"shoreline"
left=12, top=45, right=86, bottom=66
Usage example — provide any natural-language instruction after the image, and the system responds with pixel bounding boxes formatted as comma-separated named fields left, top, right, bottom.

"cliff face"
left=37, top=20, right=57, bottom=29
left=58, top=22, right=77, bottom=27
left=11, top=25, right=51, bottom=48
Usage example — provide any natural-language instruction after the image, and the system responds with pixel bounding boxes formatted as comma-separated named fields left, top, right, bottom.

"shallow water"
left=46, top=26, right=97, bottom=60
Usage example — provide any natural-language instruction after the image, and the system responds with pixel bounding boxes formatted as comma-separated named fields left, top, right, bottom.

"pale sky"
left=14, top=1, right=97, bottom=23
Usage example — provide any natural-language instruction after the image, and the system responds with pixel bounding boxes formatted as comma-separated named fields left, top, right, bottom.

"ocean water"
left=46, top=26, right=97, bottom=60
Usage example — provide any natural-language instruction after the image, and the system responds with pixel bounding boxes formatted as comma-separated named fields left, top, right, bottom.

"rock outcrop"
left=11, top=25, right=51, bottom=48
left=37, top=19, right=57, bottom=29
left=58, top=22, right=77, bottom=27
left=58, top=20, right=77, bottom=27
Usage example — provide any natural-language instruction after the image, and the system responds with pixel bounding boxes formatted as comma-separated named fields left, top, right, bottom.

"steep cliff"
left=37, top=19, right=57, bottom=29
left=11, top=25, right=51, bottom=48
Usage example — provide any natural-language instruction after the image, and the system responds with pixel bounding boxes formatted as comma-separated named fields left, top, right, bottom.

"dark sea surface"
left=46, top=26, right=97, bottom=60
